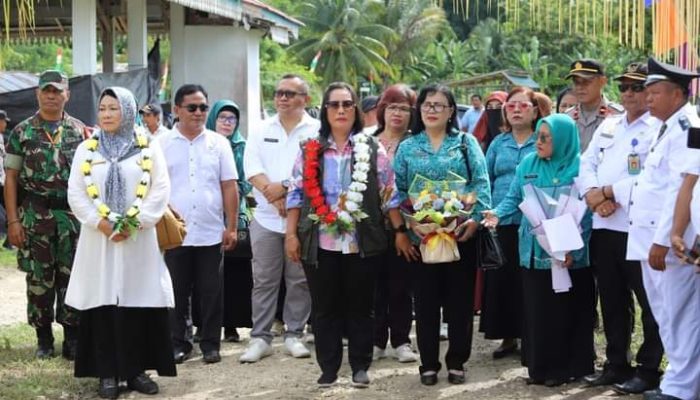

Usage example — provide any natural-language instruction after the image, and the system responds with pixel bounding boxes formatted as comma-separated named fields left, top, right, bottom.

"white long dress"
left=65, top=139, right=174, bottom=310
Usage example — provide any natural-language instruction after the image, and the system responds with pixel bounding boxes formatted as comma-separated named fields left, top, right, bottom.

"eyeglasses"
left=536, top=132, right=551, bottom=143
left=420, top=102, right=450, bottom=113
left=274, top=90, right=307, bottom=99
left=217, top=115, right=237, bottom=124
left=325, top=101, right=355, bottom=110
left=505, top=101, right=534, bottom=112
left=184, top=104, right=209, bottom=113
left=385, top=105, right=412, bottom=114
left=618, top=83, right=645, bottom=93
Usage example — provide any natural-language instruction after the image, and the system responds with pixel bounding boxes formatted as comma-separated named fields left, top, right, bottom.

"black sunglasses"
left=325, top=101, right=355, bottom=110
left=274, top=90, right=307, bottom=99
left=184, top=103, right=209, bottom=113
left=618, top=83, right=645, bottom=93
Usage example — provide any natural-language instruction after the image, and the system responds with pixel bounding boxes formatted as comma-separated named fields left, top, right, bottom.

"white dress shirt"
left=158, top=125, right=238, bottom=246
left=244, top=113, right=320, bottom=234
left=579, top=112, right=659, bottom=232
left=612, top=103, right=700, bottom=260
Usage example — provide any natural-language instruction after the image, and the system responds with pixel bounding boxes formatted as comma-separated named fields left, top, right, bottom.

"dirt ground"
left=0, top=267, right=631, bottom=400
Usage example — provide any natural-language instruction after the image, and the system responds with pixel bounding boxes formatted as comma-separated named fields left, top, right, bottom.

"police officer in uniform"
left=4, top=70, right=85, bottom=359
left=565, top=58, right=623, bottom=152
left=598, top=58, right=700, bottom=400
left=578, top=62, right=663, bottom=394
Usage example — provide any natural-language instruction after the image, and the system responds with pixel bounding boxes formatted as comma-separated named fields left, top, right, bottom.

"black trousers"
left=165, top=244, right=223, bottom=353
left=192, top=255, right=253, bottom=329
left=591, top=229, right=663, bottom=380
left=75, top=306, right=176, bottom=380
left=480, top=225, right=522, bottom=339
left=414, top=241, right=477, bottom=373
left=373, top=247, right=413, bottom=349
left=304, top=249, right=378, bottom=376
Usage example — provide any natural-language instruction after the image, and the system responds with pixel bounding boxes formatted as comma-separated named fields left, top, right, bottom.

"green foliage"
left=0, top=43, right=73, bottom=75
left=260, top=38, right=321, bottom=110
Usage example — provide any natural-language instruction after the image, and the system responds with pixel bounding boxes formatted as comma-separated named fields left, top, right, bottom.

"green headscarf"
left=206, top=99, right=245, bottom=147
left=518, top=113, right=580, bottom=187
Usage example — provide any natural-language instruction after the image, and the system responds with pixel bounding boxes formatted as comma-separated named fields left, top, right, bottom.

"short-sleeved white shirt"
left=158, top=125, right=238, bottom=246
left=244, top=113, right=319, bottom=233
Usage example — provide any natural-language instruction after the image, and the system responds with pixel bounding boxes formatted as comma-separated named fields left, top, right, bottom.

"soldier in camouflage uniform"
left=3, top=70, right=85, bottom=359
left=564, top=59, right=624, bottom=153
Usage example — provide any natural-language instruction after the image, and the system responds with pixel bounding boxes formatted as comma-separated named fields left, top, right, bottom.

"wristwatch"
left=281, top=179, right=291, bottom=190
left=393, top=224, right=408, bottom=233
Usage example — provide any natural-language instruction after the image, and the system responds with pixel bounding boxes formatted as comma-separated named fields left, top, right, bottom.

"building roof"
left=445, top=70, right=540, bottom=90
left=0, top=72, right=39, bottom=94
left=0, top=0, right=302, bottom=44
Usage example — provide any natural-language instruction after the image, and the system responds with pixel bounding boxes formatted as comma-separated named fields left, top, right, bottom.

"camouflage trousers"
left=18, top=204, right=80, bottom=329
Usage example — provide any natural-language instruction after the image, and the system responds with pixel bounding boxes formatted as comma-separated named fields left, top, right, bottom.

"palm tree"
left=380, top=0, right=451, bottom=82
left=287, top=0, right=394, bottom=88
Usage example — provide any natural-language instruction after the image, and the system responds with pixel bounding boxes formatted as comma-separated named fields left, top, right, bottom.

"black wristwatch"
left=393, top=224, right=408, bottom=233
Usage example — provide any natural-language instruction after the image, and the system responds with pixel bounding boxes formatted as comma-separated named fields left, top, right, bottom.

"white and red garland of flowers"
left=302, top=133, right=371, bottom=234
left=80, top=129, right=151, bottom=236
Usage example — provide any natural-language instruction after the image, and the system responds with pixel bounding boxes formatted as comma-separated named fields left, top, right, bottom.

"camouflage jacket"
left=5, top=112, right=86, bottom=198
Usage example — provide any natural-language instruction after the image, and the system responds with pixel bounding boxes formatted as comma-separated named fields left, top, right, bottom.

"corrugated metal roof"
left=0, top=72, right=39, bottom=94
left=445, top=70, right=540, bottom=90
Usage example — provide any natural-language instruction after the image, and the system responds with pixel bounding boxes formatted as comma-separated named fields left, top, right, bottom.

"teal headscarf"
left=206, top=99, right=245, bottom=147
left=518, top=113, right=580, bottom=187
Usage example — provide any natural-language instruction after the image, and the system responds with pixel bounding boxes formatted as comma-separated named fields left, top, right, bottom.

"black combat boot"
left=62, top=325, right=78, bottom=360
left=36, top=326, right=55, bottom=359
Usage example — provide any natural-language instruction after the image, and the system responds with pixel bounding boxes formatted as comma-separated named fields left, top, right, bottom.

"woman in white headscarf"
left=66, top=87, right=175, bottom=399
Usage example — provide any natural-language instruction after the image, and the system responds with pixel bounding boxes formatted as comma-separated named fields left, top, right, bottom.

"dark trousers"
left=304, top=249, right=378, bottom=376
left=373, top=247, right=413, bottom=349
left=591, top=229, right=663, bottom=380
left=414, top=241, right=477, bottom=373
left=165, top=244, right=223, bottom=353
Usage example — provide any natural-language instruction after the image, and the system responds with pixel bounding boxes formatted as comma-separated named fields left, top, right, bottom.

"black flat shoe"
left=224, top=328, right=240, bottom=343
left=127, top=373, right=158, bottom=395
left=203, top=350, right=221, bottom=364
left=98, top=377, right=119, bottom=399
left=613, top=376, right=659, bottom=395
left=447, top=371, right=466, bottom=384
left=492, top=343, right=518, bottom=359
left=420, top=372, right=438, bottom=386
left=544, top=378, right=566, bottom=387
left=525, top=377, right=544, bottom=385
left=173, top=348, right=192, bottom=364
left=317, top=372, right=337, bottom=388
left=584, top=368, right=632, bottom=387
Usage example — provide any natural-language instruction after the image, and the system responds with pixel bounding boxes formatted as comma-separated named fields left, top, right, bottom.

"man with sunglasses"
left=578, top=62, right=663, bottom=395
left=159, top=84, right=240, bottom=365
left=241, top=74, right=319, bottom=363
left=597, top=59, right=700, bottom=400
left=565, top=59, right=623, bottom=152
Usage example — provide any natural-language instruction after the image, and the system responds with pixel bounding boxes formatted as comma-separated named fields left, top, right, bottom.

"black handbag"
left=476, top=225, right=506, bottom=270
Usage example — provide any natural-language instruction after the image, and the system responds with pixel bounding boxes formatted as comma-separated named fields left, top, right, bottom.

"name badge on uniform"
left=628, top=138, right=641, bottom=175
left=524, top=173, right=538, bottom=179
left=264, top=138, right=279, bottom=143
left=600, top=132, right=614, bottom=139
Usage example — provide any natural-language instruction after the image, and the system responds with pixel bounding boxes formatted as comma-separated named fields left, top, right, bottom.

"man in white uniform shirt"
left=159, top=84, right=239, bottom=365
left=578, top=62, right=663, bottom=394
left=598, top=59, right=700, bottom=400
left=240, top=74, right=320, bottom=363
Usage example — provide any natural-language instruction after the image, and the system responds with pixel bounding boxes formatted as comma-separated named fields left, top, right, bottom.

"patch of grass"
left=0, top=246, right=17, bottom=269
left=0, top=323, right=94, bottom=400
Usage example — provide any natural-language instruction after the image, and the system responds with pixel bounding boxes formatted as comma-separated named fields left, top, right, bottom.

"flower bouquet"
left=517, top=184, right=587, bottom=292
left=402, top=172, right=477, bottom=264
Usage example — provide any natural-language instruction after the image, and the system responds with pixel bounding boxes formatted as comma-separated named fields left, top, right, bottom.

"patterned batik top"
left=287, top=134, right=400, bottom=254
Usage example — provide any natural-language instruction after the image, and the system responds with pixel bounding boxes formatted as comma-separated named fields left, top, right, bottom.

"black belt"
left=26, top=193, right=70, bottom=210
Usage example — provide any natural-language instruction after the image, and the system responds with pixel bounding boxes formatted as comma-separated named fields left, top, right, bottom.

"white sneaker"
left=373, top=346, right=387, bottom=360
left=284, top=337, right=311, bottom=358
left=393, top=344, right=418, bottom=363
left=239, top=338, right=272, bottom=363
left=439, top=323, right=448, bottom=340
